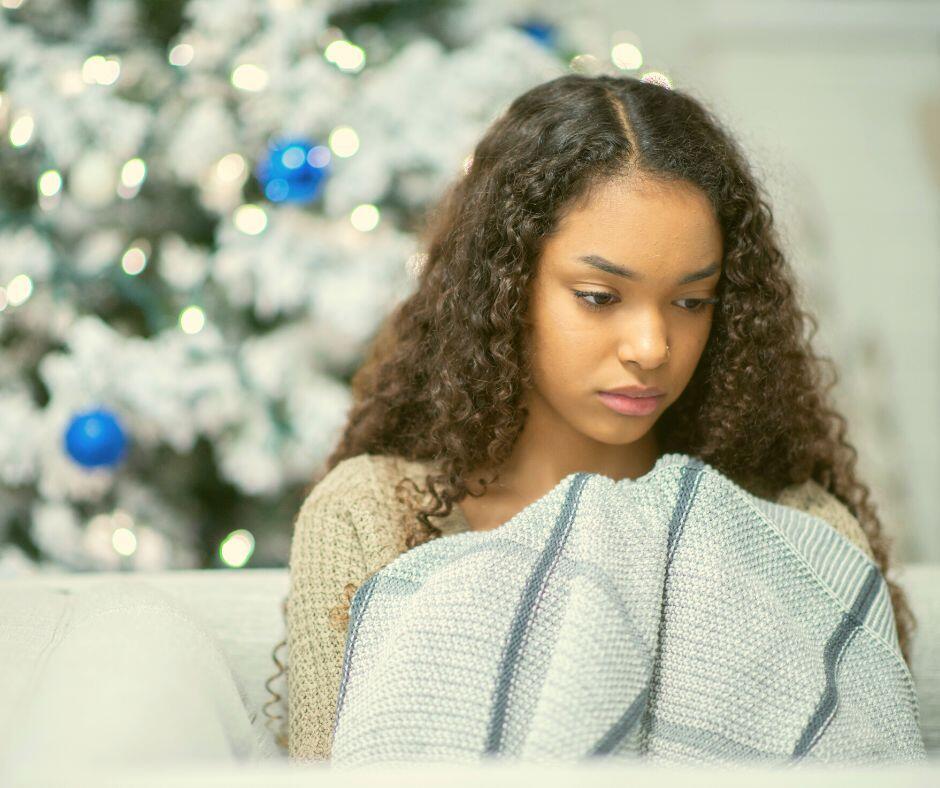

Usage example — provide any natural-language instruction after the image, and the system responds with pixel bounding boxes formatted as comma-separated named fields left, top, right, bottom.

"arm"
left=286, top=462, right=371, bottom=762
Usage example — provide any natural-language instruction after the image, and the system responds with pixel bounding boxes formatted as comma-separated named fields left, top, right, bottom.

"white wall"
left=577, top=0, right=940, bottom=561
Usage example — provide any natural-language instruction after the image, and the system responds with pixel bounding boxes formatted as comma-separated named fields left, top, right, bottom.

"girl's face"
left=524, top=175, right=723, bottom=450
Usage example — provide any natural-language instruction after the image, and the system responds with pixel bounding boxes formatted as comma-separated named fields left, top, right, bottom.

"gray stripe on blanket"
left=485, top=472, right=590, bottom=754
left=603, top=460, right=705, bottom=757
left=331, top=569, right=381, bottom=746
left=790, top=562, right=882, bottom=761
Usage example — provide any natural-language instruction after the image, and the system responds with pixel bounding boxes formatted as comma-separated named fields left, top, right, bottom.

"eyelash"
left=572, top=290, right=720, bottom=313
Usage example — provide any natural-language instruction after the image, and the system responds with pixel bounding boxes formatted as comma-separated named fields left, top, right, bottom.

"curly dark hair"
left=262, top=73, right=917, bottom=752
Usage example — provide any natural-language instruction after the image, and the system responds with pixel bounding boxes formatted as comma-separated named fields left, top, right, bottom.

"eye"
left=572, top=289, right=617, bottom=311
left=573, top=291, right=720, bottom=313
left=675, top=297, right=720, bottom=313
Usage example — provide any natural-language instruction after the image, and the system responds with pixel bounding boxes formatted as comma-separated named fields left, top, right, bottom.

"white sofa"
left=0, top=564, right=937, bottom=787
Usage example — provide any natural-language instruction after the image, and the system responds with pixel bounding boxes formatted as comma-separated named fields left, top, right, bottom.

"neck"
left=463, top=411, right=660, bottom=501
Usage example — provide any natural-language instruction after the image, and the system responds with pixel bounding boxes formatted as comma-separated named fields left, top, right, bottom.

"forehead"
left=545, top=177, right=723, bottom=270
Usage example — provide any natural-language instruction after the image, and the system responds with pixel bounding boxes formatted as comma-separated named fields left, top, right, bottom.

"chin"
left=587, top=423, right=653, bottom=446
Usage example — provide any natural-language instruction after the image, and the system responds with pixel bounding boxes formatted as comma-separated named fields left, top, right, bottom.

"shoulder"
left=300, top=453, right=387, bottom=499
left=299, top=452, right=439, bottom=506
left=292, top=454, right=437, bottom=567
left=775, top=479, right=875, bottom=560
left=295, top=454, right=402, bottom=521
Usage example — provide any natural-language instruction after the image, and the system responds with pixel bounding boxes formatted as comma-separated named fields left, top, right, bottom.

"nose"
left=617, top=314, right=669, bottom=370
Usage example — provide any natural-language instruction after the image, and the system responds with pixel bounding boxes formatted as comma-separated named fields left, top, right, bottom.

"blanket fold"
left=329, top=452, right=926, bottom=768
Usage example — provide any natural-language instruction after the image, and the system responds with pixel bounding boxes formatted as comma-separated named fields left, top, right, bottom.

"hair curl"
left=263, top=73, right=918, bottom=751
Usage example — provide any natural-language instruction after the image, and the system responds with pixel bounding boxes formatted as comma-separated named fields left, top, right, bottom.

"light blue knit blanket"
left=329, top=453, right=926, bottom=768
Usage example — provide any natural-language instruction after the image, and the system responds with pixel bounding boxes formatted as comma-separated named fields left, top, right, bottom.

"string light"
left=36, top=170, right=62, bottom=211
left=81, top=55, right=121, bottom=86
left=234, top=203, right=268, bottom=235
left=569, top=53, right=601, bottom=74
left=38, top=170, right=62, bottom=197
left=112, top=527, right=137, bottom=556
left=179, top=305, right=206, bottom=334
left=168, top=43, right=195, bottom=67
left=219, top=529, right=255, bottom=568
left=328, top=126, right=359, bottom=158
left=121, top=158, right=147, bottom=188
left=231, top=63, right=268, bottom=92
left=121, top=241, right=149, bottom=275
left=611, top=42, right=643, bottom=70
left=6, top=274, right=33, bottom=307
left=610, top=30, right=643, bottom=71
left=9, top=113, right=34, bottom=147
left=307, top=145, right=330, bottom=167
left=350, top=203, right=379, bottom=232
left=118, top=158, right=146, bottom=200
left=323, top=40, right=365, bottom=73
left=199, top=154, right=248, bottom=210
left=215, top=153, right=247, bottom=183
left=84, top=509, right=139, bottom=565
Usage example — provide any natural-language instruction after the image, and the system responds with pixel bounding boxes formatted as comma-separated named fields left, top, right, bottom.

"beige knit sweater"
left=285, top=452, right=875, bottom=762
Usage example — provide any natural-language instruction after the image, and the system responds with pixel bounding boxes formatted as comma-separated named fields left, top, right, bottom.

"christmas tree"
left=0, top=0, right=657, bottom=574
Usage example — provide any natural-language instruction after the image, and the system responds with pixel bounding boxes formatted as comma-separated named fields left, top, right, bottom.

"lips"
left=597, top=391, right=664, bottom=416
left=600, top=385, right=665, bottom=397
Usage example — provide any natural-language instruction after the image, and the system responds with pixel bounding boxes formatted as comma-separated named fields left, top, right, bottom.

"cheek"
left=531, top=313, right=597, bottom=377
left=675, top=324, right=712, bottom=373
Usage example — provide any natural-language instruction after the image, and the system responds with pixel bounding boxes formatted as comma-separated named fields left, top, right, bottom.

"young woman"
left=264, top=73, right=917, bottom=761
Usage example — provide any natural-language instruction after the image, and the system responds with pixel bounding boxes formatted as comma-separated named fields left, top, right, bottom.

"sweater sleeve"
left=776, top=479, right=876, bottom=562
left=286, top=455, right=378, bottom=762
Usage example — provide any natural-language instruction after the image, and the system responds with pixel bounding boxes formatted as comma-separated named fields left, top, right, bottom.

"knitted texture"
left=327, top=453, right=924, bottom=768
left=776, top=480, right=875, bottom=562
left=286, top=452, right=878, bottom=762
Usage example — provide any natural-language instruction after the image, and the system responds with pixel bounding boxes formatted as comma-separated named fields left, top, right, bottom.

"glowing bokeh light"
left=234, top=203, right=268, bottom=235
left=10, top=113, right=34, bottom=147
left=121, top=158, right=147, bottom=188
left=121, top=245, right=148, bottom=275
left=231, top=63, right=269, bottom=91
left=112, top=527, right=137, bottom=556
left=329, top=126, right=359, bottom=158
left=179, top=305, right=206, bottom=334
left=38, top=170, right=63, bottom=196
left=6, top=274, right=33, bottom=307
left=611, top=42, right=643, bottom=70
left=168, top=43, right=195, bottom=67
left=219, top=529, right=255, bottom=568
left=82, top=55, right=121, bottom=85
left=324, top=40, right=365, bottom=73
left=350, top=203, right=379, bottom=232
left=216, top=153, right=247, bottom=182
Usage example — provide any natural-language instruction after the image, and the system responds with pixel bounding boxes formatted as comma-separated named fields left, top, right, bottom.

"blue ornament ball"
left=254, top=136, right=332, bottom=204
left=64, top=408, right=128, bottom=469
left=516, top=19, right=557, bottom=49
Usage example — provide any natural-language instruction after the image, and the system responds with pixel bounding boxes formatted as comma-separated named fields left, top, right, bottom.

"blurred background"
left=0, top=0, right=935, bottom=576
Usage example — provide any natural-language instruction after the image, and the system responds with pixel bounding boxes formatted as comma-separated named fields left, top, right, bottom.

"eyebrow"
left=576, top=254, right=721, bottom=284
